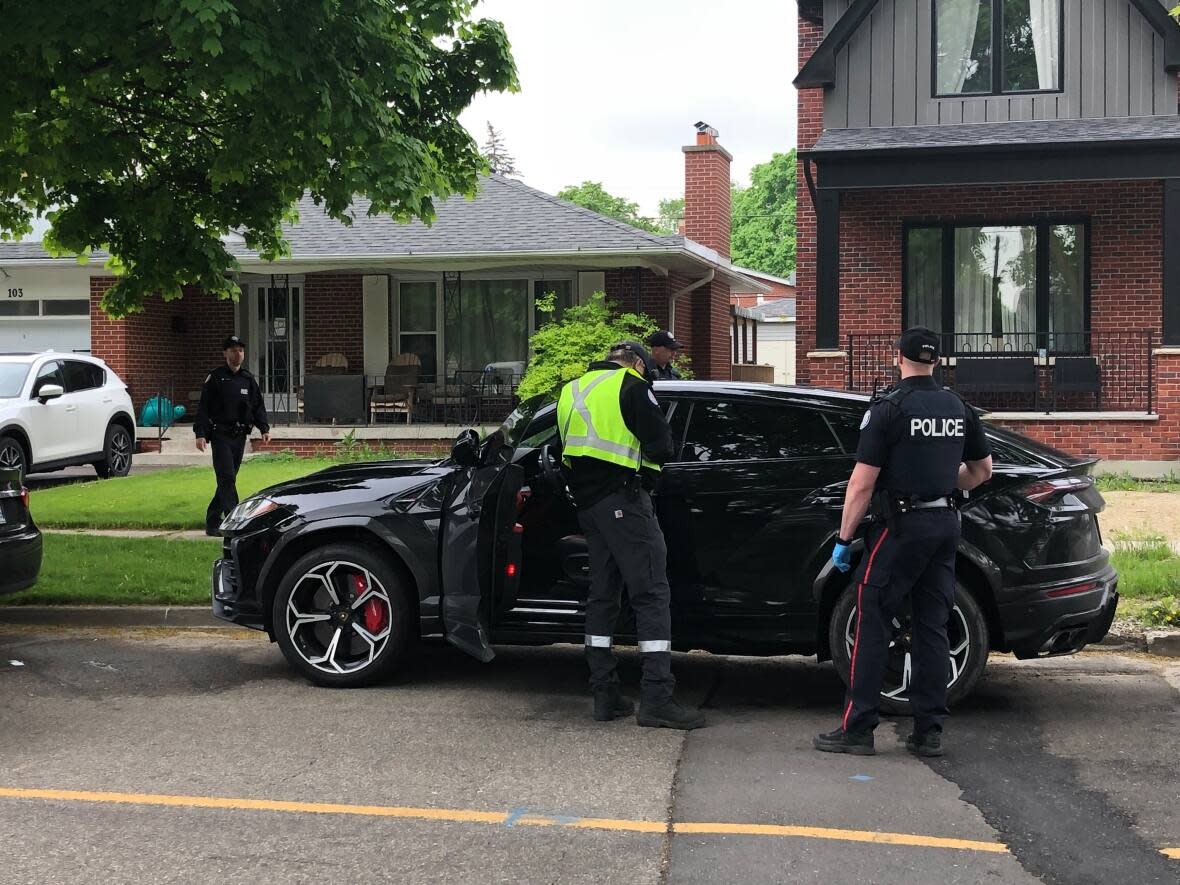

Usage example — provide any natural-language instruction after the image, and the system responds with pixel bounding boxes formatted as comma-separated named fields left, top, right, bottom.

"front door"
left=247, top=283, right=303, bottom=415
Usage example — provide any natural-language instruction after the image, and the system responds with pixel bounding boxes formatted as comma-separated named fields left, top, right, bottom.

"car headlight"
left=221, top=497, right=281, bottom=530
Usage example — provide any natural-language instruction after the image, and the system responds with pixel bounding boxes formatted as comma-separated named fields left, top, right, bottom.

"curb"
left=0, top=606, right=243, bottom=630
left=1098, top=627, right=1180, bottom=658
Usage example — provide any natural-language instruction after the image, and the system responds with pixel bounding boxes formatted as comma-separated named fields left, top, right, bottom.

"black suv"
left=212, top=382, right=1118, bottom=713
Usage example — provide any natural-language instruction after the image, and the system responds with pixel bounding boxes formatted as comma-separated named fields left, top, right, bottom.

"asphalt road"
left=0, top=626, right=1176, bottom=884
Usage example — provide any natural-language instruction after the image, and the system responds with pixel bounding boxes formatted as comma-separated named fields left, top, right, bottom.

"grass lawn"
left=1110, top=532, right=1180, bottom=627
left=1096, top=472, right=1180, bottom=493
left=2, top=534, right=218, bottom=606
left=30, top=457, right=343, bottom=530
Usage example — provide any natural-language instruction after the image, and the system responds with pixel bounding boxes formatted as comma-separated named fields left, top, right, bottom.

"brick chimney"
left=682, top=123, right=732, bottom=258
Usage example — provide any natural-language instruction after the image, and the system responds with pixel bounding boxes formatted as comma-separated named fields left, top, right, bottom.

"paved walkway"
left=42, top=528, right=211, bottom=541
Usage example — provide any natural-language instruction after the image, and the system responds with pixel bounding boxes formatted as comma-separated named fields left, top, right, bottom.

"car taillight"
left=1017, top=476, right=1092, bottom=504
left=20, top=487, right=29, bottom=511
left=1046, top=581, right=1100, bottom=598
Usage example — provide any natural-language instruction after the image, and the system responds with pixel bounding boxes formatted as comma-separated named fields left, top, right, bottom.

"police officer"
left=557, top=341, right=705, bottom=729
left=814, top=327, right=992, bottom=757
left=194, top=336, right=271, bottom=536
left=645, top=330, right=683, bottom=381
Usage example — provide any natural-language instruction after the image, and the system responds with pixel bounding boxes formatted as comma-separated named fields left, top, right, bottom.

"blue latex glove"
left=832, top=542, right=852, bottom=573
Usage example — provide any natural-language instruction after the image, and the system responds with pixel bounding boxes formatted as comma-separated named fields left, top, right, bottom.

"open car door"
left=439, top=432, right=525, bottom=662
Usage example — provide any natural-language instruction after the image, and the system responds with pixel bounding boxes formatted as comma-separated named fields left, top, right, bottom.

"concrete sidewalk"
left=42, top=528, right=211, bottom=541
left=0, top=606, right=232, bottom=629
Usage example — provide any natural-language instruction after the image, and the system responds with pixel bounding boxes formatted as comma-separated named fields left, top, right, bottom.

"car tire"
left=272, top=543, right=415, bottom=688
left=94, top=423, right=134, bottom=479
left=0, top=434, right=28, bottom=481
left=828, top=580, right=990, bottom=717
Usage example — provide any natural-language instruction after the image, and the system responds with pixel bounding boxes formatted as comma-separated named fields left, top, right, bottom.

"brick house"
left=794, top=0, right=1180, bottom=469
left=0, top=128, right=761, bottom=450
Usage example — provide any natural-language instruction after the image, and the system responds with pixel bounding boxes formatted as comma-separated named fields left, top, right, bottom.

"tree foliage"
left=556, top=182, right=661, bottom=234
left=518, top=293, right=656, bottom=401
left=0, top=0, right=516, bottom=316
left=731, top=150, right=797, bottom=278
left=481, top=121, right=519, bottom=177
left=656, top=196, right=684, bottom=235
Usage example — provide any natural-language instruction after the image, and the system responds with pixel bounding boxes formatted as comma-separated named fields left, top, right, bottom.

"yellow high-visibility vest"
left=557, top=367, right=660, bottom=472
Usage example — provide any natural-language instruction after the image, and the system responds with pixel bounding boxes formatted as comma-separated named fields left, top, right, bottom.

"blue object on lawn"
left=139, top=396, right=187, bottom=428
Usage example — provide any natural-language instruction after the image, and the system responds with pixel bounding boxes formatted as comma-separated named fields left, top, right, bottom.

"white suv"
left=0, top=352, right=136, bottom=479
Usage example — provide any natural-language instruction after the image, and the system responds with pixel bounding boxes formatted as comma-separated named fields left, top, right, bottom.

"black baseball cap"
left=895, top=326, right=940, bottom=364
left=647, top=330, right=683, bottom=350
left=613, top=340, right=654, bottom=373
left=223, top=335, right=246, bottom=350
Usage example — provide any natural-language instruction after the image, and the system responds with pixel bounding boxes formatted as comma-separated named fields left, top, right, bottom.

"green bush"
left=518, top=292, right=657, bottom=401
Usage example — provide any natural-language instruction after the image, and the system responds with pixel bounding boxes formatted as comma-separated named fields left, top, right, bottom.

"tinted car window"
left=63, top=360, right=104, bottom=392
left=825, top=410, right=866, bottom=455
left=32, top=360, right=64, bottom=396
left=681, top=400, right=843, bottom=462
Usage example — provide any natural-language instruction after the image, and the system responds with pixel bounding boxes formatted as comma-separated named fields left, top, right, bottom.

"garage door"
left=0, top=318, right=90, bottom=353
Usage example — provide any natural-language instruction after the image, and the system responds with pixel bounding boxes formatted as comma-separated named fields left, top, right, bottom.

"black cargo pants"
left=842, top=509, right=960, bottom=736
left=206, top=429, right=247, bottom=533
left=577, top=481, right=675, bottom=706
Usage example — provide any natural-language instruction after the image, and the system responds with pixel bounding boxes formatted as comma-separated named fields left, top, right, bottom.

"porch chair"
left=310, top=352, right=349, bottom=375
left=1053, top=356, right=1101, bottom=411
left=953, top=357, right=1038, bottom=408
left=369, top=354, right=421, bottom=424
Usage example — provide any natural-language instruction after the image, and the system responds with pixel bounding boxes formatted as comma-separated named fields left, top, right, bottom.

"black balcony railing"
left=846, top=330, right=1155, bottom=413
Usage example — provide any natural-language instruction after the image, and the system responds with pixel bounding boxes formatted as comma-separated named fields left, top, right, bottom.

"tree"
left=557, top=182, right=661, bottom=234
left=731, top=150, right=796, bottom=278
left=481, top=122, right=519, bottom=177
left=0, top=0, right=516, bottom=317
left=657, top=196, right=684, bottom=235
left=518, top=293, right=656, bottom=400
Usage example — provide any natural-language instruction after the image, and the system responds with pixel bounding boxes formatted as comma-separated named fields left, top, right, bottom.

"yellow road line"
left=1162, top=848, right=1180, bottom=860
left=0, top=786, right=1007, bottom=854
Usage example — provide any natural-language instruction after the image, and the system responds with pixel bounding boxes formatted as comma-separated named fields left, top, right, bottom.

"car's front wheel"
left=94, top=423, right=133, bottom=478
left=0, top=434, right=27, bottom=480
left=828, top=580, right=990, bottom=716
left=272, top=544, right=415, bottom=687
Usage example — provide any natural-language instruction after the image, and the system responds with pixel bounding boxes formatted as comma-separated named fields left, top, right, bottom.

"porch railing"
left=846, top=330, right=1155, bottom=413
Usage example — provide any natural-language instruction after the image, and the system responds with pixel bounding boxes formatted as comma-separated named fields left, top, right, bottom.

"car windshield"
left=491, top=395, right=552, bottom=448
left=0, top=363, right=29, bottom=398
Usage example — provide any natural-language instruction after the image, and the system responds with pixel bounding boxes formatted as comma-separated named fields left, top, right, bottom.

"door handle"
left=65, top=405, right=78, bottom=412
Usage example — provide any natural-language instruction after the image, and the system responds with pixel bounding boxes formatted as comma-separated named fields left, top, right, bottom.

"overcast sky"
left=460, top=0, right=798, bottom=216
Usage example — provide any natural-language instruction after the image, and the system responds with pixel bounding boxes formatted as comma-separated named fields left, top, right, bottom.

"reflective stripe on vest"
left=557, top=368, right=660, bottom=472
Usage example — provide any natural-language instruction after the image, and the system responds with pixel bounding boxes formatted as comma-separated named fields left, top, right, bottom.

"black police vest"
left=878, top=384, right=970, bottom=499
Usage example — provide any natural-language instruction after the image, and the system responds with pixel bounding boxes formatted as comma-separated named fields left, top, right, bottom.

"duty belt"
left=213, top=423, right=250, bottom=435
left=903, top=496, right=954, bottom=511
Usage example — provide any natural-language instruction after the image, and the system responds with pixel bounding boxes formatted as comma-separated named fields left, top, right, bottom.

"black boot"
left=593, top=687, right=635, bottom=722
left=905, top=730, right=943, bottom=757
left=637, top=699, right=706, bottom=730
left=813, top=727, right=875, bottom=755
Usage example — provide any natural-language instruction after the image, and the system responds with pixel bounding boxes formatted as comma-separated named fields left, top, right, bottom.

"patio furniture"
left=1053, top=356, right=1101, bottom=410
left=370, top=354, right=420, bottom=424
left=311, top=352, right=349, bottom=375
left=954, top=356, right=1038, bottom=407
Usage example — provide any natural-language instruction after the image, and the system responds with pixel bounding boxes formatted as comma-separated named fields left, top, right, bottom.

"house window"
left=398, top=281, right=439, bottom=381
left=903, top=222, right=1087, bottom=352
left=533, top=279, right=575, bottom=329
left=934, top=0, right=1061, bottom=96
left=444, top=279, right=529, bottom=375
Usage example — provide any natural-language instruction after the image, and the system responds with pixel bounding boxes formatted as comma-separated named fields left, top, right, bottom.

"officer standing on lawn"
left=557, top=340, right=705, bottom=729
left=814, top=327, right=992, bottom=758
left=194, top=335, right=271, bottom=536
left=645, top=330, right=683, bottom=381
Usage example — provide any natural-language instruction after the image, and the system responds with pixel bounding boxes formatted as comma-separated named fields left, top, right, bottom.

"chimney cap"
left=694, top=121, right=719, bottom=137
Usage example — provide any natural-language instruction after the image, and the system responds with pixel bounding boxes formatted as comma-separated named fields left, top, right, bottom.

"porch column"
left=815, top=189, right=841, bottom=349
left=1164, top=179, right=1180, bottom=346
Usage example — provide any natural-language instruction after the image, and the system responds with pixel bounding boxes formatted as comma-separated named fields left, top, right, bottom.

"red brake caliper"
left=352, top=573, right=387, bottom=634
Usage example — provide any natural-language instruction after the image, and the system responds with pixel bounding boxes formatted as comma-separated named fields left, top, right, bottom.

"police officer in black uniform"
left=814, top=327, right=992, bottom=758
left=194, top=336, right=270, bottom=536
left=645, top=330, right=683, bottom=381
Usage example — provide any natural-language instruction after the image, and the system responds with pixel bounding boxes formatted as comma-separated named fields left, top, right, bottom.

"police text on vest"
left=910, top=417, right=964, bottom=437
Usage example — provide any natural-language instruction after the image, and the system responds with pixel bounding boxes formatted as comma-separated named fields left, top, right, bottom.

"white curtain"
left=1028, top=0, right=1060, bottom=90
left=937, top=0, right=983, bottom=93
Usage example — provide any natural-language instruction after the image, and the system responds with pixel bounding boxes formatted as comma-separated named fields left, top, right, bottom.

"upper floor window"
left=934, top=0, right=1062, bottom=96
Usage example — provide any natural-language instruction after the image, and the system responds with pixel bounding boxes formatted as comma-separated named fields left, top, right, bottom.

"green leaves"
left=556, top=182, right=663, bottom=234
left=731, top=150, right=797, bottom=279
left=0, top=0, right=516, bottom=317
left=518, top=294, right=657, bottom=401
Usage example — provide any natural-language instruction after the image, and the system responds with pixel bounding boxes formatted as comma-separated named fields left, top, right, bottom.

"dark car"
left=211, top=382, right=1118, bottom=713
left=0, top=467, right=41, bottom=595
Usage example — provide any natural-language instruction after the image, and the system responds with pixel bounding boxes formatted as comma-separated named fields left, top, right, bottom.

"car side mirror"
left=37, top=383, right=64, bottom=402
left=450, top=429, right=480, bottom=468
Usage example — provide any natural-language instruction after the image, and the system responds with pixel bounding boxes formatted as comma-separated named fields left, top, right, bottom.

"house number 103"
left=6, top=288, right=23, bottom=298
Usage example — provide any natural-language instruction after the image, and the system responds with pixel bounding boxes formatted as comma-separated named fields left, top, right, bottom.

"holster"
left=870, top=490, right=903, bottom=538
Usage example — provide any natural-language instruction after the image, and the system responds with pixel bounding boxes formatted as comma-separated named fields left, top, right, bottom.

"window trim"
left=930, top=0, right=1065, bottom=99
left=901, top=217, right=1091, bottom=354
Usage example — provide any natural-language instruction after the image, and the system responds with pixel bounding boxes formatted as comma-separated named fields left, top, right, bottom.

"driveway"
left=0, top=627, right=1176, bottom=884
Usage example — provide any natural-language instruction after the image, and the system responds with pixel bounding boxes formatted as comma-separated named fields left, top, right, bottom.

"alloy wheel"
left=843, top=604, right=971, bottom=702
left=285, top=560, right=393, bottom=676
left=0, top=441, right=25, bottom=476
left=109, top=429, right=132, bottom=475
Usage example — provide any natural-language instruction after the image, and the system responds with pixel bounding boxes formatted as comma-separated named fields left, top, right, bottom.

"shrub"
left=518, top=292, right=657, bottom=401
